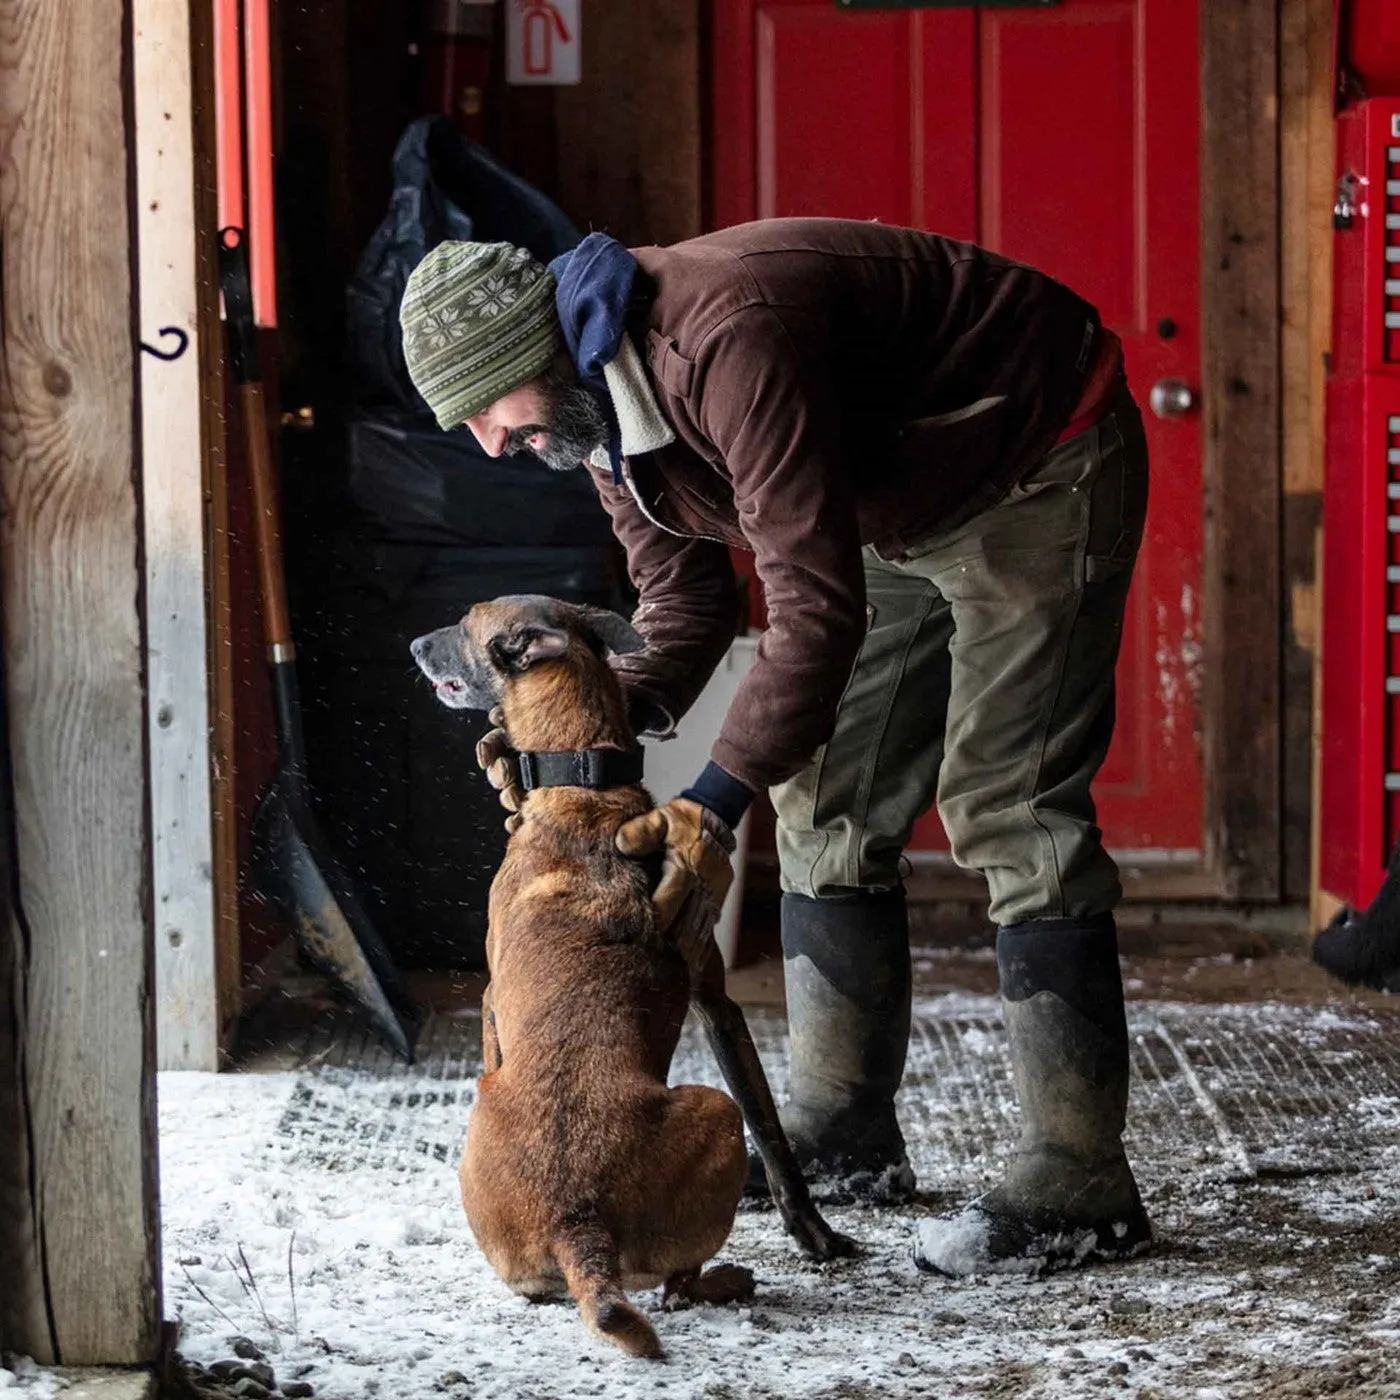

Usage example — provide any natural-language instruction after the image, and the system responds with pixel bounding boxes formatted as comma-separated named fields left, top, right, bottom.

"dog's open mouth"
left=434, top=678, right=468, bottom=700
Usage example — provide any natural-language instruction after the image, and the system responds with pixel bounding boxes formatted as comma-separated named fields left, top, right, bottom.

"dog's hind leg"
left=688, top=934, right=859, bottom=1262
left=612, top=1084, right=747, bottom=1299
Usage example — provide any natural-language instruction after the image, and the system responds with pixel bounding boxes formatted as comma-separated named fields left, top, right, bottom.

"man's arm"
left=692, top=303, right=868, bottom=798
left=587, top=463, right=740, bottom=737
left=613, top=303, right=869, bottom=928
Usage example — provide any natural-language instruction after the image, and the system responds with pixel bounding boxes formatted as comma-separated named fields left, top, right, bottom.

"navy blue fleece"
left=549, top=232, right=637, bottom=484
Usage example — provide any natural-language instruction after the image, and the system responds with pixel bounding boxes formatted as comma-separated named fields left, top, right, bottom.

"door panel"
left=757, top=6, right=914, bottom=223
left=711, top=0, right=1203, bottom=860
left=980, top=7, right=1139, bottom=326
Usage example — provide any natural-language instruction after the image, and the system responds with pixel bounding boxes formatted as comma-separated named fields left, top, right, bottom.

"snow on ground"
left=9, top=994, right=1400, bottom=1399
left=0, top=1360, right=67, bottom=1398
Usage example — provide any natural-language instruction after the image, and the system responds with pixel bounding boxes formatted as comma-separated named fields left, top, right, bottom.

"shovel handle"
left=241, top=380, right=295, bottom=656
left=219, top=229, right=293, bottom=659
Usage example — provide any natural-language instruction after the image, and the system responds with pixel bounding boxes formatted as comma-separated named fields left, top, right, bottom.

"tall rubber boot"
left=748, top=887, right=915, bottom=1205
left=913, top=916, right=1151, bottom=1276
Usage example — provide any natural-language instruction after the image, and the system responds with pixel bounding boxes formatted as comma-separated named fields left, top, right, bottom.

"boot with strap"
left=914, top=915, right=1152, bottom=1276
left=747, top=887, right=916, bottom=1205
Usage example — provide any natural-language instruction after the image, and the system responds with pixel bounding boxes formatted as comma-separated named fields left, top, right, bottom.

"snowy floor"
left=131, top=987, right=1400, bottom=1400
left=6, top=962, right=1399, bottom=1400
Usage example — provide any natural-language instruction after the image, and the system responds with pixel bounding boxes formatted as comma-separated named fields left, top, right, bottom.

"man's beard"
left=504, top=370, right=609, bottom=472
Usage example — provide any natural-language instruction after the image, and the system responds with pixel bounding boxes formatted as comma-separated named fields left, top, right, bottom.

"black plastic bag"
left=345, top=115, right=581, bottom=414
left=345, top=410, right=617, bottom=549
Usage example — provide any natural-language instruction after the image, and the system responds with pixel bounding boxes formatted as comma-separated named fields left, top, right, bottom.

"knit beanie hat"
left=399, top=241, right=563, bottom=429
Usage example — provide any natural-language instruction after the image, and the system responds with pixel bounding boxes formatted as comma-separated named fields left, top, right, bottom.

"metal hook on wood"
left=140, top=326, right=190, bottom=362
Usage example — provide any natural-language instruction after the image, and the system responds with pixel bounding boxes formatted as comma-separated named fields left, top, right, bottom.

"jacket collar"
left=588, top=331, right=675, bottom=473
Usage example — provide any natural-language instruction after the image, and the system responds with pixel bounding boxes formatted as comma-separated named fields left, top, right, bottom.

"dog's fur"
left=412, top=596, right=791, bottom=1358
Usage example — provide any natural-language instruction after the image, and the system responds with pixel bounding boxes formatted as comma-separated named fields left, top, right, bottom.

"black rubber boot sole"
left=912, top=1196, right=1153, bottom=1278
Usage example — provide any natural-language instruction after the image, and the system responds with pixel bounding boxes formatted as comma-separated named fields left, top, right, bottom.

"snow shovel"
left=218, top=227, right=417, bottom=1061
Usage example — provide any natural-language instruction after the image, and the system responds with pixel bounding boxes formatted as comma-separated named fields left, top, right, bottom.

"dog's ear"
left=575, top=606, right=645, bottom=657
left=488, top=624, right=571, bottom=673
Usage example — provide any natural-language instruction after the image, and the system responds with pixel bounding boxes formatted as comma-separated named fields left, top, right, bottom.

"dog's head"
left=409, top=594, right=644, bottom=711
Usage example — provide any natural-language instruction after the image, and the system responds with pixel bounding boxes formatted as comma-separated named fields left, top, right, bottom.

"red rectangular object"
left=213, top=0, right=244, bottom=234
left=1320, top=97, right=1400, bottom=906
left=244, top=0, right=276, bottom=327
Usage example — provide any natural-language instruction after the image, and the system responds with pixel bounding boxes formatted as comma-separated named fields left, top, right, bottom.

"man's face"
left=461, top=366, right=608, bottom=473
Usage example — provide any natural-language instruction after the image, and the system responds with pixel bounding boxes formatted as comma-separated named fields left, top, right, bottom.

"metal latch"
left=1335, top=171, right=1361, bottom=231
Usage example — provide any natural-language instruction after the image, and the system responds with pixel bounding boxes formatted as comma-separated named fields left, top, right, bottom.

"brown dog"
left=411, top=595, right=854, bottom=1359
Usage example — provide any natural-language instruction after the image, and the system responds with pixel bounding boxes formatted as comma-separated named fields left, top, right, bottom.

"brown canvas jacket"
left=588, top=217, right=1102, bottom=794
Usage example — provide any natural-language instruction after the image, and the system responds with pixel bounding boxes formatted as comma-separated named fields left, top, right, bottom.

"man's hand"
left=615, top=797, right=736, bottom=932
left=476, top=706, right=524, bottom=835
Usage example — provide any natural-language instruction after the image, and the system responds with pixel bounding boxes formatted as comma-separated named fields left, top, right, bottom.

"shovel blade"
left=251, top=782, right=416, bottom=1061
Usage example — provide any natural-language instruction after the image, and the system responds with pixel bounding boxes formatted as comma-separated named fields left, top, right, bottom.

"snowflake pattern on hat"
left=466, top=276, right=518, bottom=318
left=412, top=305, right=467, bottom=352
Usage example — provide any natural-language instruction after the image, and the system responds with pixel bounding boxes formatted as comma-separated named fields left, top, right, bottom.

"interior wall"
left=496, top=0, right=703, bottom=246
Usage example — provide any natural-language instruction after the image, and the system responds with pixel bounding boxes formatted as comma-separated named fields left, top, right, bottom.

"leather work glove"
left=476, top=706, right=524, bottom=835
left=615, top=797, right=736, bottom=933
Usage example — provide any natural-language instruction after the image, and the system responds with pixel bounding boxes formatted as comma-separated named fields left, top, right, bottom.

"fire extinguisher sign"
left=506, top=0, right=581, bottom=86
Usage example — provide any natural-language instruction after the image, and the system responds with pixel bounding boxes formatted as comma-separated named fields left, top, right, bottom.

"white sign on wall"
left=506, top=0, right=581, bottom=86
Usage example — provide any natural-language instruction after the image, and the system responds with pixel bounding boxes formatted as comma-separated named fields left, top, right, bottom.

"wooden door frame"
left=0, top=0, right=161, bottom=1366
left=706, top=0, right=1285, bottom=905
left=139, top=0, right=222, bottom=1072
left=1196, top=1, right=1283, bottom=903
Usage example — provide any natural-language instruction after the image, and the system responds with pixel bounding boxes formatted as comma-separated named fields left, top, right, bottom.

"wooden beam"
left=0, top=0, right=160, bottom=1365
left=190, top=0, right=241, bottom=1043
left=1199, top=0, right=1283, bottom=899
left=135, top=0, right=219, bottom=1070
left=1279, top=0, right=1336, bottom=911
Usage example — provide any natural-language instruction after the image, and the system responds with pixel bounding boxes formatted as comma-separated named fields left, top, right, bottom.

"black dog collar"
left=517, top=748, right=646, bottom=792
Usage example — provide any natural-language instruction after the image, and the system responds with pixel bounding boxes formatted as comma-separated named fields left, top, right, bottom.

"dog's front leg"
left=682, top=910, right=858, bottom=1262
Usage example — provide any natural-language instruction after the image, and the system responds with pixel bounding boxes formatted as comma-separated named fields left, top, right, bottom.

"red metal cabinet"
left=1320, top=98, right=1400, bottom=906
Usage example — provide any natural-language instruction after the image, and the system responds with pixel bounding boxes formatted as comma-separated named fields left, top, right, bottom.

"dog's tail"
left=553, top=1216, right=662, bottom=1359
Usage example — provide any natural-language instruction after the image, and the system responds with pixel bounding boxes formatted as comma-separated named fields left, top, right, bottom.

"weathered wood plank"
left=188, top=0, right=240, bottom=1042
left=552, top=0, right=702, bottom=246
left=1279, top=0, right=1335, bottom=908
left=1200, top=0, right=1283, bottom=900
left=0, top=655, right=52, bottom=1360
left=0, top=0, right=160, bottom=1364
left=135, top=0, right=218, bottom=1070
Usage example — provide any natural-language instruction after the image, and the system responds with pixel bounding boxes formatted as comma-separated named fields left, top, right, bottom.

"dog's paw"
left=662, top=1263, right=756, bottom=1310
left=791, top=1216, right=861, bottom=1262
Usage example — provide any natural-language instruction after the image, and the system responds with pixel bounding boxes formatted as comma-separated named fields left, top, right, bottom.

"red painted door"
left=711, top=0, right=1203, bottom=862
